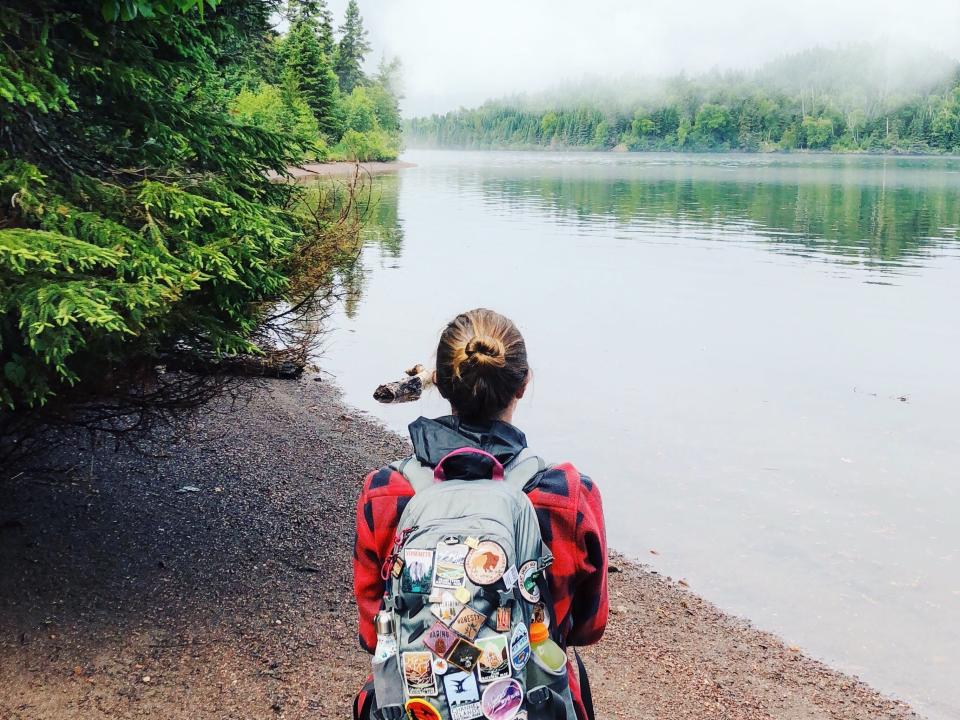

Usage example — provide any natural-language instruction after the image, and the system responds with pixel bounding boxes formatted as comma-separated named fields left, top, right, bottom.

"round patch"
left=531, top=601, right=550, bottom=629
left=480, top=678, right=523, bottom=720
left=405, top=698, right=442, bottom=720
left=431, top=656, right=449, bottom=675
left=465, top=541, right=508, bottom=585
left=517, top=561, right=541, bottom=603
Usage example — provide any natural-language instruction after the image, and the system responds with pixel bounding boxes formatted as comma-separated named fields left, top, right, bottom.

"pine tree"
left=286, top=0, right=335, bottom=58
left=316, top=1, right=336, bottom=59
left=284, top=20, right=341, bottom=137
left=334, top=0, right=371, bottom=93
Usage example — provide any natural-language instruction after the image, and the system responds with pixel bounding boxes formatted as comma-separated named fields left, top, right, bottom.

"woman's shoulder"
left=527, top=459, right=599, bottom=504
left=361, top=460, right=416, bottom=498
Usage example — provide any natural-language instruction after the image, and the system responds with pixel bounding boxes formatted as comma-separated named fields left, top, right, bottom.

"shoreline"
left=401, top=145, right=960, bottom=159
left=0, top=376, right=920, bottom=719
left=275, top=160, right=417, bottom=182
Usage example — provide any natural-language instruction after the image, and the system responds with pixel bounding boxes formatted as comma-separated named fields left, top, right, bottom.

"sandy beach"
left=0, top=376, right=920, bottom=719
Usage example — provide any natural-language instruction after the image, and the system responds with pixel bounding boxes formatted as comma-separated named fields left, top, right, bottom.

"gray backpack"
left=371, top=447, right=576, bottom=720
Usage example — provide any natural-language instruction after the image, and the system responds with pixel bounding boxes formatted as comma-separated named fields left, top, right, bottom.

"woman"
left=353, top=308, right=608, bottom=720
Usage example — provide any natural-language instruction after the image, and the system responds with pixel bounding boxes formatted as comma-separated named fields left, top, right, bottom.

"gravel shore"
left=0, top=377, right=920, bottom=719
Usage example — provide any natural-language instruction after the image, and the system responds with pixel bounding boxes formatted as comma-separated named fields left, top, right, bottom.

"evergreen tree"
left=283, top=20, right=341, bottom=137
left=334, top=0, right=371, bottom=93
left=286, top=0, right=335, bottom=57
left=316, top=1, right=336, bottom=59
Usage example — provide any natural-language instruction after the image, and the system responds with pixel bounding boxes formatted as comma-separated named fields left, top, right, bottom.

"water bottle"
left=373, top=611, right=398, bottom=663
left=529, top=622, right=566, bottom=672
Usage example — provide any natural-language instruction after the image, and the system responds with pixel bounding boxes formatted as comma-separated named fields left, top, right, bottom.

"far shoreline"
left=400, top=145, right=960, bottom=160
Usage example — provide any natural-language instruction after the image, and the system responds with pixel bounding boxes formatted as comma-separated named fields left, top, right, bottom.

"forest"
left=231, top=0, right=402, bottom=162
left=405, top=45, right=960, bottom=154
left=0, top=0, right=398, bottom=458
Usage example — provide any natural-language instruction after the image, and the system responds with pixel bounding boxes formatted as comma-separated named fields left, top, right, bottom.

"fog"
left=322, top=0, right=960, bottom=117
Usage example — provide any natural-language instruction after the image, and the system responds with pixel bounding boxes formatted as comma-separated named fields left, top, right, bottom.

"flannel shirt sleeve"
left=353, top=466, right=415, bottom=653
left=566, top=472, right=608, bottom=646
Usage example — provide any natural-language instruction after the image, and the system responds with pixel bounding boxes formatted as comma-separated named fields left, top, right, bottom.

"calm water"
left=320, top=150, right=960, bottom=719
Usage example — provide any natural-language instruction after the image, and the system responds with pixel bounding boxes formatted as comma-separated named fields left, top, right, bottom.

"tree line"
left=406, top=46, right=960, bottom=154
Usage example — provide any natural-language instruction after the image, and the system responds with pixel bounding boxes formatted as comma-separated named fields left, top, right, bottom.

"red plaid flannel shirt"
left=353, top=461, right=608, bottom=720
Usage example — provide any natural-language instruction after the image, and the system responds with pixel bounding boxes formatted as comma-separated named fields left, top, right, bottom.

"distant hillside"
left=405, top=44, right=960, bottom=154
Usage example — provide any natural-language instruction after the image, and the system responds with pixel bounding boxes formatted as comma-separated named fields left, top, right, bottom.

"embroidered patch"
left=450, top=607, right=486, bottom=640
left=431, top=656, right=449, bottom=676
left=423, top=621, right=458, bottom=657
left=402, top=549, right=434, bottom=594
left=465, top=541, right=508, bottom=586
left=480, top=678, right=523, bottom=720
left=495, top=606, right=511, bottom=632
left=405, top=697, right=442, bottom=720
left=402, top=651, right=438, bottom=697
left=531, top=601, right=550, bottom=629
left=443, top=670, right=482, bottom=720
left=475, top=634, right=511, bottom=683
left=432, top=542, right=469, bottom=589
left=446, top=637, right=482, bottom=673
left=517, top=561, right=541, bottom=603
left=509, top=623, right=530, bottom=671
left=429, top=591, right=463, bottom=625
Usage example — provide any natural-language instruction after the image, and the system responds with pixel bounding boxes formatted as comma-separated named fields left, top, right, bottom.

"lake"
left=319, top=150, right=960, bottom=719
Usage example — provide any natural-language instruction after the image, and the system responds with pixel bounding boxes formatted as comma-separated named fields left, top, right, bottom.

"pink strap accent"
left=433, top=448, right=505, bottom=482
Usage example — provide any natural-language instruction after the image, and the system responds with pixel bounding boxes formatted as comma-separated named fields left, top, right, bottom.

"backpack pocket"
left=525, top=655, right=576, bottom=720
left=372, top=654, right=405, bottom=711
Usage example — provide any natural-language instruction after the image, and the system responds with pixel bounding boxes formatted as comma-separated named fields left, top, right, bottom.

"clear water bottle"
left=373, top=610, right=398, bottom=663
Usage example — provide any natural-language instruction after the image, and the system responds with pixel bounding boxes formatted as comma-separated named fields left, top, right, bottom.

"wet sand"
left=0, top=377, right=919, bottom=719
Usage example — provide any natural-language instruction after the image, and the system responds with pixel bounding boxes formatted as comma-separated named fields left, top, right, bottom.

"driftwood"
left=373, top=364, right=433, bottom=403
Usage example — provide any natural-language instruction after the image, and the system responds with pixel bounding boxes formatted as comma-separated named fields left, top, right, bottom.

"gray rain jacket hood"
left=407, top=415, right=527, bottom=479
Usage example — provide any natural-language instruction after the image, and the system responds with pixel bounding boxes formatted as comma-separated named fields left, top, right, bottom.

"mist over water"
left=319, top=151, right=960, bottom=720
left=327, top=0, right=960, bottom=116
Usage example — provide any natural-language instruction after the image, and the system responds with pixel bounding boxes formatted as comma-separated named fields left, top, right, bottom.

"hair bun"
left=462, top=335, right=506, bottom=369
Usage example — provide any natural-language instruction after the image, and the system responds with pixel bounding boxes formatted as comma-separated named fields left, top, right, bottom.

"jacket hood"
left=408, top=415, right=527, bottom=479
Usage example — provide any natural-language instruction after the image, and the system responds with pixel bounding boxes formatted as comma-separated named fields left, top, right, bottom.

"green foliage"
left=333, top=0, right=371, bottom=93
left=333, top=129, right=399, bottom=162
left=230, top=83, right=326, bottom=159
left=0, top=1, right=311, bottom=415
left=406, top=46, right=960, bottom=155
left=341, top=86, right=377, bottom=132
left=801, top=116, right=834, bottom=149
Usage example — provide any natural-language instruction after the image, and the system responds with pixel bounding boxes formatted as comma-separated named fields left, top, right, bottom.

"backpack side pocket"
left=525, top=655, right=577, bottom=720
left=372, top=654, right=405, bottom=711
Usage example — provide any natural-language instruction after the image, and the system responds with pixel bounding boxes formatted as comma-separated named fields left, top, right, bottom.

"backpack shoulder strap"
left=504, top=448, right=547, bottom=490
left=390, top=455, right=434, bottom=493
left=391, top=449, right=548, bottom=494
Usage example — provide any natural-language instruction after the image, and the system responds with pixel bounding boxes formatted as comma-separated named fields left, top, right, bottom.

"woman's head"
left=435, top=309, right=529, bottom=423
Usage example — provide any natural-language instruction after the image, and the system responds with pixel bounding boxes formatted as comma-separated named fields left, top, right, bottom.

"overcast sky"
left=322, top=0, right=960, bottom=117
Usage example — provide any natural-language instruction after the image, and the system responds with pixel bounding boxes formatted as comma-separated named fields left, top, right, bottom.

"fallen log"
left=373, top=364, right=433, bottom=403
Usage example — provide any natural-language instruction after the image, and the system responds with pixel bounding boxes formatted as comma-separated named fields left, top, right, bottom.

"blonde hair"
left=435, top=309, right=529, bottom=421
